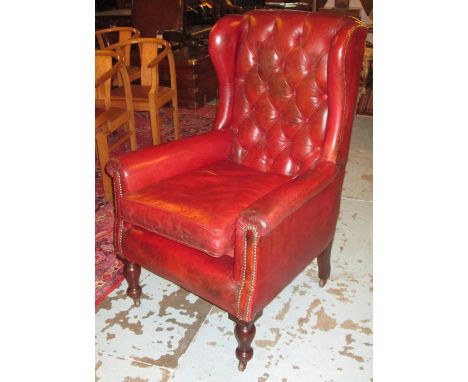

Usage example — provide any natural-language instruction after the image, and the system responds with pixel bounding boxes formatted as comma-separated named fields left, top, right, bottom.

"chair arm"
left=106, top=130, right=233, bottom=194
left=146, top=43, right=170, bottom=68
left=238, top=161, right=338, bottom=235
left=95, top=62, right=121, bottom=89
left=95, top=50, right=124, bottom=89
left=234, top=161, right=344, bottom=321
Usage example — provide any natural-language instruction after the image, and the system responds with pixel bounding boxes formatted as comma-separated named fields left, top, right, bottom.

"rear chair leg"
left=317, top=240, right=333, bottom=287
left=123, top=261, right=142, bottom=306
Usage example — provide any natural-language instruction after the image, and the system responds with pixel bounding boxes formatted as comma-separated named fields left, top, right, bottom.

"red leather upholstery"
left=121, top=160, right=290, bottom=257
left=210, top=12, right=367, bottom=174
left=229, top=13, right=334, bottom=176
left=107, top=10, right=367, bottom=328
left=235, top=165, right=346, bottom=320
left=107, top=129, right=233, bottom=194
left=123, top=227, right=239, bottom=314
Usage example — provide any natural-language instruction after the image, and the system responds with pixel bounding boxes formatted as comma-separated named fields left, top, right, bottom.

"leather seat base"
left=123, top=225, right=238, bottom=315
left=121, top=159, right=291, bottom=257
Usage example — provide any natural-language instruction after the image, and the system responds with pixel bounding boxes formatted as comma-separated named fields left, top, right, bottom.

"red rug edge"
left=95, top=274, right=125, bottom=308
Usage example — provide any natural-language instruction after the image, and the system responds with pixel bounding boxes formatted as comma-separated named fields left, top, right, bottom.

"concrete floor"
left=95, top=115, right=373, bottom=382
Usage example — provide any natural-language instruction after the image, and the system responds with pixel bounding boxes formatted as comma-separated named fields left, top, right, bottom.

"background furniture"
left=96, top=0, right=132, bottom=12
left=96, top=26, right=140, bottom=49
left=131, top=1, right=220, bottom=108
left=96, top=1, right=228, bottom=109
left=159, top=46, right=218, bottom=109
left=95, top=8, right=132, bottom=30
left=359, top=0, right=372, bottom=15
left=131, top=0, right=244, bottom=43
left=264, top=0, right=327, bottom=11
left=318, top=4, right=361, bottom=20
left=132, top=0, right=185, bottom=38
left=232, top=0, right=265, bottom=9
left=110, top=38, right=180, bottom=145
left=264, top=1, right=310, bottom=11
left=335, top=0, right=349, bottom=8
left=106, top=10, right=367, bottom=370
left=132, top=0, right=212, bottom=42
left=95, top=27, right=141, bottom=86
left=360, top=24, right=373, bottom=95
left=95, top=50, right=137, bottom=201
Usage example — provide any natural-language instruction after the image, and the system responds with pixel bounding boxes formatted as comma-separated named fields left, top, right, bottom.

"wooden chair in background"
left=95, top=49, right=137, bottom=201
left=95, top=27, right=141, bottom=86
left=360, top=25, right=373, bottom=95
left=110, top=38, right=180, bottom=145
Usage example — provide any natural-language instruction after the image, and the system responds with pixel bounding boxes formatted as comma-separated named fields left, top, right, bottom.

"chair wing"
left=210, top=11, right=367, bottom=172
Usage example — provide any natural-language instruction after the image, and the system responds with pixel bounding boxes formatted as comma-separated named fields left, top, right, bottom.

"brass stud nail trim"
left=114, top=171, right=124, bottom=257
left=236, top=225, right=259, bottom=321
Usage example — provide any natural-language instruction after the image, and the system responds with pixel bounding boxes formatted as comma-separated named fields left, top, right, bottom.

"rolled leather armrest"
left=106, top=129, right=233, bottom=194
left=238, top=161, right=338, bottom=236
left=234, top=161, right=343, bottom=320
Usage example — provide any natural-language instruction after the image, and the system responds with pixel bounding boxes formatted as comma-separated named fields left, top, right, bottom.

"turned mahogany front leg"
left=317, top=240, right=333, bottom=287
left=123, top=261, right=142, bottom=306
left=229, top=311, right=262, bottom=371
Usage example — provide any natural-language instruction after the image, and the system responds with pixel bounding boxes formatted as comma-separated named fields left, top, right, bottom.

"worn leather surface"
left=124, top=226, right=239, bottom=313
left=108, top=10, right=367, bottom=320
left=230, top=12, right=331, bottom=176
left=211, top=12, right=365, bottom=177
left=121, top=160, right=290, bottom=257
left=235, top=167, right=346, bottom=320
left=237, top=160, right=338, bottom=235
left=107, top=129, right=232, bottom=193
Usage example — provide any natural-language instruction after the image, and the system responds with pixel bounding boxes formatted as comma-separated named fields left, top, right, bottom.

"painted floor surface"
left=96, top=115, right=373, bottom=382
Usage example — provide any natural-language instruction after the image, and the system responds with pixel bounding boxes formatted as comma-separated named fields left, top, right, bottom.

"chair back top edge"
left=211, top=10, right=366, bottom=176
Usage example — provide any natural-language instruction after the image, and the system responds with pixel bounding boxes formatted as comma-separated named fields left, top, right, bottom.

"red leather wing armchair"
left=106, top=10, right=367, bottom=371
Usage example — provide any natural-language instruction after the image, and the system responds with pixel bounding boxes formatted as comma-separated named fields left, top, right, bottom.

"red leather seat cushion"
left=121, top=160, right=290, bottom=257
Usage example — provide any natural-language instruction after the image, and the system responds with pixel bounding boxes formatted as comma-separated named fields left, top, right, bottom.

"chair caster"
left=319, top=278, right=328, bottom=288
left=238, top=360, right=247, bottom=371
left=133, top=298, right=141, bottom=307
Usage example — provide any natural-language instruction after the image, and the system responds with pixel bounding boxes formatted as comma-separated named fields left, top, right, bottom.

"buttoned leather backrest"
left=210, top=11, right=366, bottom=176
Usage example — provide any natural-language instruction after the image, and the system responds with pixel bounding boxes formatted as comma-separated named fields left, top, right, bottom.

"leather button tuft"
left=225, top=10, right=352, bottom=177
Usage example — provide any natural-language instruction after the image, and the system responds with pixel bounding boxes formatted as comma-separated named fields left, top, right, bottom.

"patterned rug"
left=95, top=105, right=217, bottom=307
